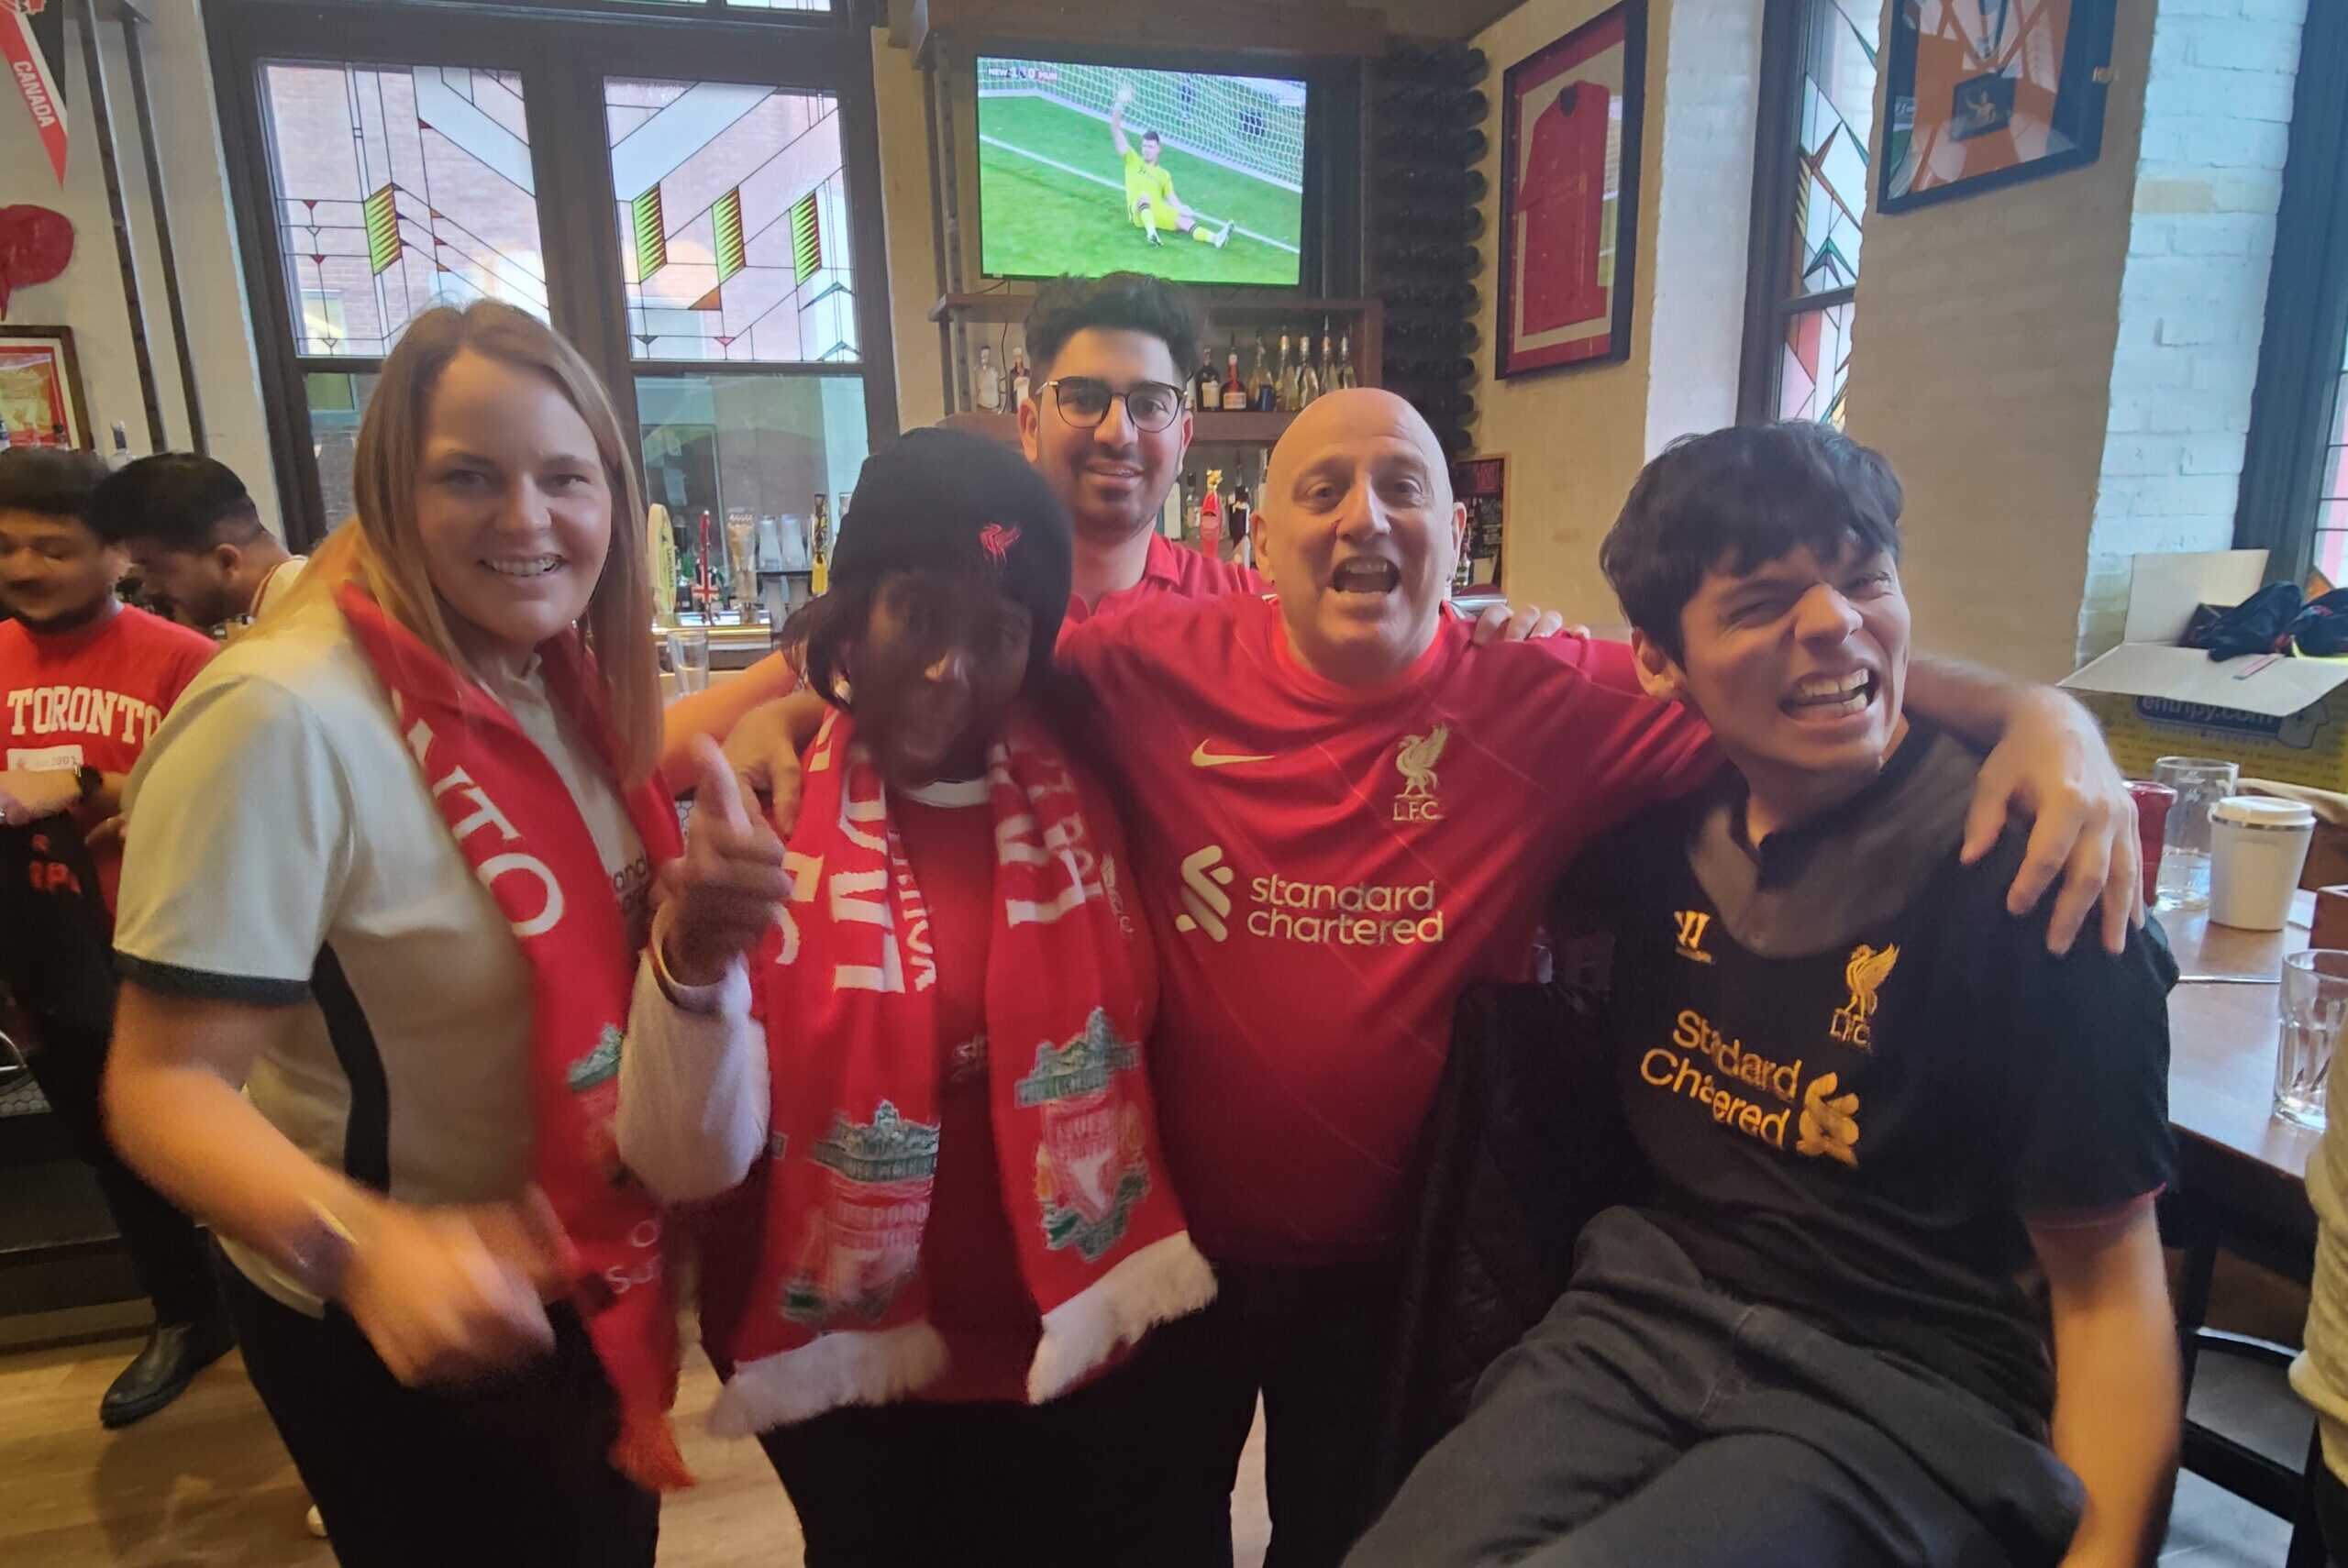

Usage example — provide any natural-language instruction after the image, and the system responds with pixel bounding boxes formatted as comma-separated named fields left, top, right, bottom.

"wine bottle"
left=1196, top=348, right=1221, bottom=412
left=1276, top=332, right=1301, bottom=411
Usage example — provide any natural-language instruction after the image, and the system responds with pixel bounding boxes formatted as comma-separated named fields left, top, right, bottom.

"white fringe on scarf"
left=703, top=1232, right=1218, bottom=1435
left=1029, top=1231, right=1219, bottom=1404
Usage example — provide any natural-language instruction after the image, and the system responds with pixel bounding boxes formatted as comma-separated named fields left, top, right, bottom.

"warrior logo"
left=1393, top=725, right=1448, bottom=822
left=1020, top=1009, right=1152, bottom=1263
left=781, top=1102, right=940, bottom=1325
left=1830, top=943, right=1899, bottom=1051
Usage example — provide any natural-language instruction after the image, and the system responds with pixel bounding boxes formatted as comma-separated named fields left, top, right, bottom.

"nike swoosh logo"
left=1191, top=741, right=1274, bottom=768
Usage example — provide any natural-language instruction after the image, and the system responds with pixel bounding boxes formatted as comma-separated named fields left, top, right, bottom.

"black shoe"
left=99, top=1317, right=235, bottom=1430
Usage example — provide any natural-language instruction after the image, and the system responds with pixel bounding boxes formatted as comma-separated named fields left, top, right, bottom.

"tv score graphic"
left=976, top=57, right=1307, bottom=288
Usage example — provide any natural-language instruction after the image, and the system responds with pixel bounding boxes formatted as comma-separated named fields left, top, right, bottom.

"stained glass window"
left=1744, top=0, right=1879, bottom=427
left=260, top=63, right=548, bottom=358
left=607, top=78, right=858, bottom=363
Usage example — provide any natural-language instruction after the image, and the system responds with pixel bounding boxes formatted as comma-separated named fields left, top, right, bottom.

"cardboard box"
left=2063, top=550, right=2348, bottom=790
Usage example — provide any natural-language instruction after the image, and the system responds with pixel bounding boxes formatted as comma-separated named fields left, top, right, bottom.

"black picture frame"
left=1496, top=0, right=1645, bottom=380
left=1877, top=0, right=2117, bottom=215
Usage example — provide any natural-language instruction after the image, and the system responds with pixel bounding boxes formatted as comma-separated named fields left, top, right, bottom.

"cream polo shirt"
left=113, top=596, right=649, bottom=1311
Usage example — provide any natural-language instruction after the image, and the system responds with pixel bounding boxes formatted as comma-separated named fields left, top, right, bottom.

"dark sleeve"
left=1952, top=830, right=2178, bottom=1217
left=1546, top=812, right=1670, bottom=993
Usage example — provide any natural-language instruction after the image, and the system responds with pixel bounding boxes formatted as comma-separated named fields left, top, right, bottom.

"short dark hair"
left=1024, top=271, right=1205, bottom=381
left=88, top=453, right=264, bottom=551
left=1142, top=129, right=1162, bottom=144
left=1600, top=421, right=1904, bottom=664
left=0, top=447, right=110, bottom=529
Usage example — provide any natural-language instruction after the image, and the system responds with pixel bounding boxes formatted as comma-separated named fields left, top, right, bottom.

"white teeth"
left=485, top=556, right=563, bottom=578
left=1792, top=670, right=1869, bottom=700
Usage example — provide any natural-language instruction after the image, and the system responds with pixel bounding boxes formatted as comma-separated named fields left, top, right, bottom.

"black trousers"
left=1346, top=1209, right=2084, bottom=1568
left=756, top=1323, right=1238, bottom=1568
left=221, top=1256, right=659, bottom=1568
left=1130, top=1256, right=1401, bottom=1568
left=25, top=1012, right=218, bottom=1328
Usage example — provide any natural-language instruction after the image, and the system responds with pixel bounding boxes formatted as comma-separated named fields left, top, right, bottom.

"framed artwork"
left=1498, top=0, right=1646, bottom=380
left=1878, top=0, right=2117, bottom=213
left=1452, top=453, right=1507, bottom=591
left=0, top=326, right=86, bottom=447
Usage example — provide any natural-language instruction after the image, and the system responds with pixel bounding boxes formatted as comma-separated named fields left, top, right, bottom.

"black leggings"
left=220, top=1256, right=659, bottom=1568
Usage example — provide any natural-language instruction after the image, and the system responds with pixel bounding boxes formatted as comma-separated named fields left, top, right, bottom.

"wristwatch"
left=74, top=765, right=101, bottom=804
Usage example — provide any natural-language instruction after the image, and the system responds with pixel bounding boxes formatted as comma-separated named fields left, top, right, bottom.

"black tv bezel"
left=966, top=43, right=1328, bottom=292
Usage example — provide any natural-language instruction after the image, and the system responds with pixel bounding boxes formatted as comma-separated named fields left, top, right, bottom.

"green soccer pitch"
left=977, top=94, right=1305, bottom=287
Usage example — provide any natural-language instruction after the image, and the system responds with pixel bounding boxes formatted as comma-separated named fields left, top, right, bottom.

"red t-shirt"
left=893, top=790, right=1038, bottom=1402
left=0, top=602, right=215, bottom=912
left=1058, top=594, right=1717, bottom=1263
left=1063, top=531, right=1261, bottom=636
left=1519, top=83, right=1611, bottom=337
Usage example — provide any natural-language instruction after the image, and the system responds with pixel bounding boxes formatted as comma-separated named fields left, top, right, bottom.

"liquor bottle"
left=1199, top=467, right=1224, bottom=558
left=1318, top=328, right=1338, bottom=399
left=1228, top=483, right=1252, bottom=564
left=1251, top=334, right=1277, bottom=413
left=973, top=345, right=1002, bottom=413
left=1009, top=351, right=1031, bottom=409
left=106, top=422, right=132, bottom=470
left=1276, top=332, right=1301, bottom=412
left=1221, top=344, right=1248, bottom=412
left=1196, top=348, right=1221, bottom=412
left=1335, top=332, right=1359, bottom=392
left=810, top=493, right=832, bottom=598
left=1297, top=333, right=1324, bottom=407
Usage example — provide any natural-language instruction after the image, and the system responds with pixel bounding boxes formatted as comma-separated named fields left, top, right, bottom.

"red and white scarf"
left=338, top=585, right=691, bottom=1490
left=699, top=707, right=1213, bottom=1434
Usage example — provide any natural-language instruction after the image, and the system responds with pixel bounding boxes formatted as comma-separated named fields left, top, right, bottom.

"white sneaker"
left=1213, top=221, right=1234, bottom=248
left=306, top=1505, right=327, bottom=1539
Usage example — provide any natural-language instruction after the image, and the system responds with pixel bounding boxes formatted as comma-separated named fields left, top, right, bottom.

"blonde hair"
left=268, top=302, right=661, bottom=784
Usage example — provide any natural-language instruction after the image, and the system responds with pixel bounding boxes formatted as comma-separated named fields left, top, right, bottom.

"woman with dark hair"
left=620, top=426, right=1215, bottom=1566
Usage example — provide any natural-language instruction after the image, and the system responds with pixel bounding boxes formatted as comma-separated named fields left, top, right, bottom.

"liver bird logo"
left=979, top=523, right=1021, bottom=567
left=1843, top=944, right=1899, bottom=1019
left=1395, top=725, right=1448, bottom=799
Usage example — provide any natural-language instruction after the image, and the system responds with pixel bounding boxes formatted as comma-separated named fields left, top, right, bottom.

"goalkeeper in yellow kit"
left=1112, top=83, right=1232, bottom=249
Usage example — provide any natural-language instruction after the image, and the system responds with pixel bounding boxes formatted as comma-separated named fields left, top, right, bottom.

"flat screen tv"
left=975, top=56, right=1308, bottom=287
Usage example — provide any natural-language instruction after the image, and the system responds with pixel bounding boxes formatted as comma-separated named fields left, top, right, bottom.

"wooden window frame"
left=208, top=0, right=899, bottom=546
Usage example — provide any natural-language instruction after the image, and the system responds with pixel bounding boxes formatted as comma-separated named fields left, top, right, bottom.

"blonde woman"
left=104, top=302, right=684, bottom=1567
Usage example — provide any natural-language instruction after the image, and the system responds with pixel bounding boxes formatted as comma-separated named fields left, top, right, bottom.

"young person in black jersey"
left=1348, top=421, right=2181, bottom=1568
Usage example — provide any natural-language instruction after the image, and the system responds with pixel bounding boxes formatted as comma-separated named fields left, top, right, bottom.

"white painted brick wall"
left=2079, top=0, right=2307, bottom=662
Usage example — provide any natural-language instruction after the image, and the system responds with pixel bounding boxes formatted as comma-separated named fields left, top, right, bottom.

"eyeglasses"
left=1040, top=377, right=1185, bottom=433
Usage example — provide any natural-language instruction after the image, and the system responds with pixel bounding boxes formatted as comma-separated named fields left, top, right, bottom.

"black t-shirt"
left=1565, top=728, right=2177, bottom=1430
left=0, top=815, right=116, bottom=1029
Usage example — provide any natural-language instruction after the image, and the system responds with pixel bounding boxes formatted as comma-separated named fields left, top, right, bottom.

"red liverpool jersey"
left=1059, top=594, right=1716, bottom=1261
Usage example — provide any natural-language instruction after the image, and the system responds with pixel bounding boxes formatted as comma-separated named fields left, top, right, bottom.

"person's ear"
left=1017, top=388, right=1043, bottom=463
left=213, top=541, right=243, bottom=577
left=1629, top=628, right=1690, bottom=704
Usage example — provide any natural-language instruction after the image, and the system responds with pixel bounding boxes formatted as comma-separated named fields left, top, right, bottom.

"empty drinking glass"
left=666, top=626, right=712, bottom=696
left=2154, top=756, right=2239, bottom=911
left=2277, top=949, right=2348, bottom=1130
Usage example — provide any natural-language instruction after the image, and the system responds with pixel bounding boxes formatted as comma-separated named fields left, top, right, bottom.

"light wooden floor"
left=0, top=1331, right=1272, bottom=1566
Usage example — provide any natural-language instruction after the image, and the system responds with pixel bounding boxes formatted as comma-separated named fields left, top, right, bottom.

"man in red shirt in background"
left=0, top=447, right=228, bottom=1428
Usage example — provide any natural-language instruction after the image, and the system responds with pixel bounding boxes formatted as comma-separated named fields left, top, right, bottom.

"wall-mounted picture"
left=1498, top=0, right=1645, bottom=380
left=1878, top=0, right=2117, bottom=213
left=0, top=326, right=86, bottom=447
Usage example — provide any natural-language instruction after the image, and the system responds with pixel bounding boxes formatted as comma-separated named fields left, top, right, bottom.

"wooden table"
left=2165, top=900, right=2321, bottom=1240
left=2160, top=895, right=2326, bottom=1565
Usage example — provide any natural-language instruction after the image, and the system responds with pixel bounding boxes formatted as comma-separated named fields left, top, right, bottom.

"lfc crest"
left=1830, top=944, right=1899, bottom=1050
left=1018, top=1010, right=1152, bottom=1263
left=781, top=1102, right=940, bottom=1325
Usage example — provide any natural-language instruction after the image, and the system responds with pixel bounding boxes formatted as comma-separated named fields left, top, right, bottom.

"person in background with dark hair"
left=0, top=445, right=228, bottom=1428
left=89, top=453, right=305, bottom=632
left=1347, top=422, right=2179, bottom=1568
left=618, top=428, right=1216, bottom=1565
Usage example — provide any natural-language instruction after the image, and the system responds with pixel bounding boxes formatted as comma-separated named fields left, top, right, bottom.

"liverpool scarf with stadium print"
left=337, top=585, right=692, bottom=1491
left=701, top=707, right=1213, bottom=1435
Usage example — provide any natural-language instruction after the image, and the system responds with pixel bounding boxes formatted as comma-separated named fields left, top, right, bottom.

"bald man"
left=707, top=392, right=2142, bottom=1566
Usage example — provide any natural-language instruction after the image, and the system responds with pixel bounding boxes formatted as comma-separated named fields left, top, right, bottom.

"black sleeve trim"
left=114, top=953, right=312, bottom=1005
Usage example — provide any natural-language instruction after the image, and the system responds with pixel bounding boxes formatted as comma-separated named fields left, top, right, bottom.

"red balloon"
left=0, top=205, right=75, bottom=319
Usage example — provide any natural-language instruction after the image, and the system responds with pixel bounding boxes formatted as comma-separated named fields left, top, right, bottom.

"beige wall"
left=0, top=3, right=280, bottom=530
left=1841, top=0, right=2157, bottom=683
left=1466, top=0, right=1676, bottom=618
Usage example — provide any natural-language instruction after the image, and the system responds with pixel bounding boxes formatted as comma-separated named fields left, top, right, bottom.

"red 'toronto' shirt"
left=1059, top=594, right=1716, bottom=1263
left=0, top=602, right=215, bottom=911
